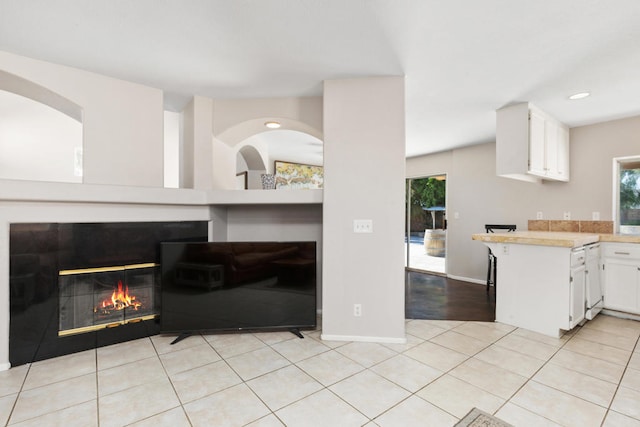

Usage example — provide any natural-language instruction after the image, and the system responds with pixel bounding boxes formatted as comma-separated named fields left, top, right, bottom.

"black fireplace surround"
left=9, top=221, right=208, bottom=366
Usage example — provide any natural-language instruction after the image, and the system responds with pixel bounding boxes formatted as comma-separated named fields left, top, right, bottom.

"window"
left=615, top=156, right=640, bottom=234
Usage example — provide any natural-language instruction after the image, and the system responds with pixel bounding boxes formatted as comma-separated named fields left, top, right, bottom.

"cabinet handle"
left=614, top=252, right=631, bottom=255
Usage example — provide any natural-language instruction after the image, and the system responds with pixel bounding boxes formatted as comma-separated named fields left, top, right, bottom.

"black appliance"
left=160, top=241, right=317, bottom=336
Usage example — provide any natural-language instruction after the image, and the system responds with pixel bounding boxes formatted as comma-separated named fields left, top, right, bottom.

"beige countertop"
left=472, top=231, right=600, bottom=248
left=599, top=233, right=640, bottom=243
left=472, top=231, right=640, bottom=247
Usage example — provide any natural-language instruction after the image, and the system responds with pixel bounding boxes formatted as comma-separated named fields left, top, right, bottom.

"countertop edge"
left=471, top=232, right=602, bottom=248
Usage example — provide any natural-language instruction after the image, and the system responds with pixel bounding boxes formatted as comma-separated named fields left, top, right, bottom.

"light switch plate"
left=353, top=219, right=373, bottom=233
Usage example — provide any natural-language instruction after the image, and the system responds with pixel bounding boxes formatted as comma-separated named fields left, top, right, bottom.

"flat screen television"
left=160, top=241, right=317, bottom=336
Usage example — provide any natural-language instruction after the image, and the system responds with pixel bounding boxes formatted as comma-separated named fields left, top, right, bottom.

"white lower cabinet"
left=584, top=244, right=603, bottom=320
left=491, top=243, right=588, bottom=337
left=569, top=261, right=586, bottom=329
left=602, top=243, right=640, bottom=315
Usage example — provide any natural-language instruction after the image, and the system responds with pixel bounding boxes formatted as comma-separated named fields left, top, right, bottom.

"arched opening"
left=236, top=144, right=268, bottom=189
left=234, top=129, right=323, bottom=190
left=0, top=71, right=83, bottom=183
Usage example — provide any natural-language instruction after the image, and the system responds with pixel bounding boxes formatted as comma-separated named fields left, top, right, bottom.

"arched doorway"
left=235, top=129, right=323, bottom=190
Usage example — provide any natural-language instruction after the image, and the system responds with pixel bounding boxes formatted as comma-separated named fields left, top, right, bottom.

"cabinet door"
left=585, top=247, right=602, bottom=314
left=528, top=110, right=546, bottom=176
left=555, top=125, right=570, bottom=180
left=603, top=258, right=640, bottom=314
left=545, top=119, right=559, bottom=179
left=569, top=264, right=586, bottom=328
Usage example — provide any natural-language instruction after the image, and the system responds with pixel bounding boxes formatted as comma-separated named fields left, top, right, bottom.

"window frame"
left=613, top=155, right=640, bottom=234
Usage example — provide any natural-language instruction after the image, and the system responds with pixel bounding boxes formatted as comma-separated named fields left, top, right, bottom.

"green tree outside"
left=408, top=177, right=446, bottom=231
left=620, top=168, right=640, bottom=225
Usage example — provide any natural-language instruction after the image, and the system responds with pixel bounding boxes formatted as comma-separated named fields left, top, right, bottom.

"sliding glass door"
left=405, top=175, right=446, bottom=274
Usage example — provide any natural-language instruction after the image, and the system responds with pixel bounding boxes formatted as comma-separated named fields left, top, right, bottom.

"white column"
left=182, top=96, right=214, bottom=189
left=322, top=77, right=406, bottom=343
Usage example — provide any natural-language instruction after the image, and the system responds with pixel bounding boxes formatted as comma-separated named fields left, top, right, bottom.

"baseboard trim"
left=320, top=334, right=407, bottom=344
left=0, top=362, right=10, bottom=372
left=447, top=274, right=486, bottom=285
left=601, top=309, right=640, bottom=322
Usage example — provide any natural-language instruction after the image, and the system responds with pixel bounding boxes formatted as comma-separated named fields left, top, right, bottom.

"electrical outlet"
left=536, top=211, right=543, bottom=220
left=353, top=304, right=362, bottom=317
left=353, top=219, right=373, bottom=233
left=592, top=211, right=600, bottom=220
left=502, top=245, right=509, bottom=255
left=563, top=212, right=571, bottom=220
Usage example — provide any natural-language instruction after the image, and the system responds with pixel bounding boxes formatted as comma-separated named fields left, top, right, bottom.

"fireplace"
left=59, top=263, right=160, bottom=336
left=9, top=221, right=208, bottom=366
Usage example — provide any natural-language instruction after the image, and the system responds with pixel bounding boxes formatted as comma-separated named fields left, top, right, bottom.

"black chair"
left=485, top=224, right=516, bottom=293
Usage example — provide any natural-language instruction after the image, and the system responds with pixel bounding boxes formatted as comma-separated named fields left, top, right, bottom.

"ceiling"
left=242, top=130, right=324, bottom=167
left=2, top=0, right=640, bottom=158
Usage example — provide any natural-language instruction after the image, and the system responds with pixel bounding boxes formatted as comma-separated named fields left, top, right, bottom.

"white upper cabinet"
left=496, top=102, right=570, bottom=183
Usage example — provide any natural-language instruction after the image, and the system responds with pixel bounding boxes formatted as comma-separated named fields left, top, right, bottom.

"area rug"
left=454, top=407, right=514, bottom=427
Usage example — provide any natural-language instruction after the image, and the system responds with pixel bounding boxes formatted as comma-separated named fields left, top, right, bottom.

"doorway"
left=405, top=175, right=446, bottom=274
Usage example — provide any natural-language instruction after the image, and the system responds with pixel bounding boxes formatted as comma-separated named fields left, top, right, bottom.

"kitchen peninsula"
left=472, top=231, right=640, bottom=338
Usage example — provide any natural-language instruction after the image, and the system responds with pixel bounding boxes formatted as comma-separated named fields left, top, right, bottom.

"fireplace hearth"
left=9, top=221, right=207, bottom=366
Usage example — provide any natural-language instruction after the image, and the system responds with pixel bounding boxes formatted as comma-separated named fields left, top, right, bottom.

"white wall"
left=182, top=96, right=215, bottom=190
left=322, top=77, right=406, bottom=343
left=0, top=90, right=82, bottom=183
left=213, top=97, right=323, bottom=145
left=407, top=114, right=640, bottom=282
left=0, top=51, right=164, bottom=187
left=164, top=111, right=180, bottom=188
left=213, top=97, right=323, bottom=190
left=212, top=137, right=236, bottom=190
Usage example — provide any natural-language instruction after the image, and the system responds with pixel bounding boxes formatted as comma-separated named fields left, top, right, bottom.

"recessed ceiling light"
left=569, top=92, right=590, bottom=100
left=264, top=121, right=281, bottom=129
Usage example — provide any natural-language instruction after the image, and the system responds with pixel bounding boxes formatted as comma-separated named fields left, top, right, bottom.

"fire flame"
left=96, top=280, right=141, bottom=313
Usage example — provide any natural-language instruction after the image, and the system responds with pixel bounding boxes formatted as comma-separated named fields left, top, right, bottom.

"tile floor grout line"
left=403, top=321, right=529, bottom=422
left=7, top=317, right=640, bottom=426
left=397, top=321, right=498, bottom=422
left=5, top=362, right=32, bottom=427
left=149, top=334, right=203, bottom=427
left=596, top=331, right=640, bottom=426
left=464, top=323, right=569, bottom=422
left=240, top=340, right=377, bottom=425
left=498, top=323, right=632, bottom=426
left=94, top=348, right=100, bottom=427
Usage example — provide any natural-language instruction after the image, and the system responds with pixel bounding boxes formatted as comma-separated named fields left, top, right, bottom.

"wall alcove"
left=0, top=71, right=83, bottom=183
left=235, top=129, right=323, bottom=190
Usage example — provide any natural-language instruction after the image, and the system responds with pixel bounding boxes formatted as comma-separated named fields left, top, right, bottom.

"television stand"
left=170, top=331, right=192, bottom=345
left=289, top=328, right=304, bottom=339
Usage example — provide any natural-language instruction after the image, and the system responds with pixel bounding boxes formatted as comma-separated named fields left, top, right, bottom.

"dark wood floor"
left=405, top=270, right=496, bottom=321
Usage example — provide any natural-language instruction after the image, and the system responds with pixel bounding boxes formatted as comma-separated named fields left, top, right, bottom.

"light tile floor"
left=1, top=314, right=639, bottom=427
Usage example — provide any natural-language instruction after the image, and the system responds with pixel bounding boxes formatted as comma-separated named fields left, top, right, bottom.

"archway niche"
left=236, top=144, right=268, bottom=189
left=0, top=71, right=83, bottom=183
left=224, top=116, right=323, bottom=190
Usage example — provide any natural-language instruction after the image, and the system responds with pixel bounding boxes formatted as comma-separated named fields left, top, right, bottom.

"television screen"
left=160, top=241, right=317, bottom=334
